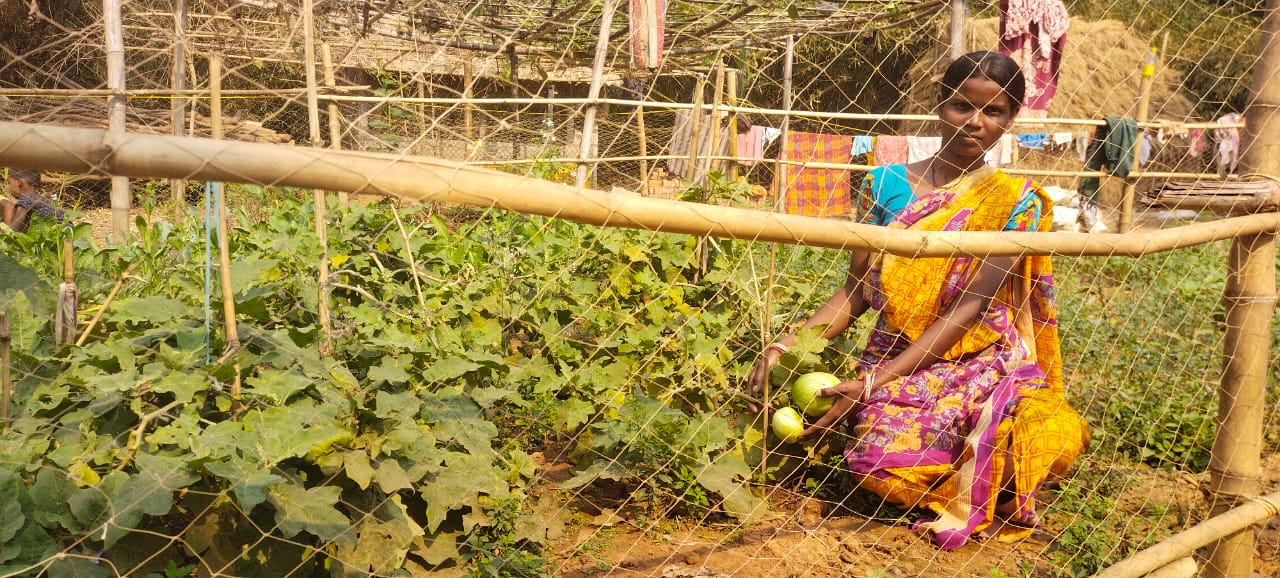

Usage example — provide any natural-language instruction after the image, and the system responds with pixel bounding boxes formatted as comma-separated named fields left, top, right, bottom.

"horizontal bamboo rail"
left=1, top=120, right=1277, bottom=259
left=3, top=91, right=1245, bottom=131
left=1095, top=490, right=1280, bottom=578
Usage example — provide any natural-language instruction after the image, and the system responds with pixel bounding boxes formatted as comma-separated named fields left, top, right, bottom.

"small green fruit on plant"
left=771, top=406, right=806, bottom=442
left=792, top=372, right=839, bottom=417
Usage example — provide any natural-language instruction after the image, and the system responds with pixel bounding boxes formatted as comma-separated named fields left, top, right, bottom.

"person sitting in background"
left=2, top=168, right=65, bottom=232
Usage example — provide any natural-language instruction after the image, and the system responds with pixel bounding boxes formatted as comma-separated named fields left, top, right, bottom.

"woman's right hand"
left=745, top=347, right=783, bottom=413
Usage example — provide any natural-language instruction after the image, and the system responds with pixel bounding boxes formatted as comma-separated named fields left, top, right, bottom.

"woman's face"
left=937, top=76, right=1016, bottom=160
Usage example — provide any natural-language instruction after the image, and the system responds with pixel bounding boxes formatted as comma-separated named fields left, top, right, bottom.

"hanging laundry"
left=1016, top=132, right=1049, bottom=149
left=1187, top=128, right=1205, bottom=159
left=985, top=133, right=1016, bottom=167
left=851, top=135, right=875, bottom=158
left=999, top=0, right=1069, bottom=117
left=667, top=109, right=731, bottom=185
left=776, top=132, right=855, bottom=217
left=1139, top=133, right=1153, bottom=167
left=1074, top=131, right=1090, bottom=163
left=1214, top=113, right=1244, bottom=176
left=871, top=135, right=908, bottom=166
left=1079, top=116, right=1137, bottom=200
left=907, top=136, right=942, bottom=163
left=629, top=0, right=666, bottom=69
left=736, top=125, right=766, bottom=166
left=762, top=127, right=782, bottom=147
left=1051, top=132, right=1074, bottom=148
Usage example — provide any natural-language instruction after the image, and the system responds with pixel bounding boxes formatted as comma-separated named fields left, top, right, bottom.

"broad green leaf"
left=266, top=482, right=349, bottom=541
left=419, top=453, right=508, bottom=534
left=696, top=453, right=767, bottom=523
left=45, top=554, right=112, bottom=578
left=230, top=257, right=279, bottom=295
left=0, top=468, right=25, bottom=543
left=109, top=296, right=195, bottom=325
left=238, top=401, right=346, bottom=466
left=367, top=358, right=411, bottom=384
left=103, top=454, right=197, bottom=548
left=150, top=371, right=205, bottom=404
left=560, top=459, right=631, bottom=490
left=374, top=459, right=413, bottom=493
left=204, top=458, right=283, bottom=511
left=244, top=368, right=312, bottom=404
left=29, top=469, right=77, bottom=532
left=420, top=390, right=496, bottom=456
left=373, top=391, right=421, bottom=422
left=343, top=451, right=375, bottom=490
left=420, top=356, right=481, bottom=382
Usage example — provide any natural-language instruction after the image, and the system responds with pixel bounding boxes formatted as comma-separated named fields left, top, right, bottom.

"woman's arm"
left=801, top=254, right=1022, bottom=437
left=746, top=250, right=873, bottom=402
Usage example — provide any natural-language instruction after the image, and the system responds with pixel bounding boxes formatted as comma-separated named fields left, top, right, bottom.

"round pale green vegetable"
left=792, top=372, right=839, bottom=417
left=771, top=406, right=806, bottom=443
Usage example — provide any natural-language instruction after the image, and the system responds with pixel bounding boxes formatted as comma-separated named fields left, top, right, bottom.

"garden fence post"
left=575, top=0, right=618, bottom=189
left=104, top=0, right=131, bottom=243
left=303, top=0, right=335, bottom=357
left=1207, top=1, right=1280, bottom=575
left=170, top=0, right=188, bottom=211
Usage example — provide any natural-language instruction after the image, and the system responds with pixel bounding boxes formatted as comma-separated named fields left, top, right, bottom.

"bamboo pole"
left=76, top=263, right=137, bottom=347
left=1096, top=491, right=1280, bottom=578
left=170, top=0, right=188, bottom=210
left=950, top=0, right=967, bottom=61
left=105, top=0, right=130, bottom=243
left=6, top=121, right=1280, bottom=259
left=636, top=84, right=650, bottom=193
left=1204, top=3, right=1280, bottom=575
left=575, top=0, right=619, bottom=189
left=303, top=0, right=334, bottom=357
left=464, top=61, right=475, bottom=159
left=0, top=311, right=9, bottom=423
left=209, top=56, right=241, bottom=358
left=1120, top=43, right=1158, bottom=233
left=686, top=73, right=708, bottom=185
left=706, top=64, right=726, bottom=181
left=727, top=69, right=739, bottom=182
left=321, top=43, right=348, bottom=205
left=773, top=35, right=795, bottom=210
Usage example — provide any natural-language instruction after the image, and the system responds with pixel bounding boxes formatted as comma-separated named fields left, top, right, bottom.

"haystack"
left=903, top=17, right=1205, bottom=198
left=902, top=18, right=1196, bottom=126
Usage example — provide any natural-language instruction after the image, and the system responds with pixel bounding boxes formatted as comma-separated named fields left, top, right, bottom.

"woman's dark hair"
left=939, top=51, right=1025, bottom=114
left=8, top=169, right=40, bottom=186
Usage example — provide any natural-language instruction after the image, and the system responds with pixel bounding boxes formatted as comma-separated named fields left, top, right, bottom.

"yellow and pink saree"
left=847, top=164, right=1089, bottom=550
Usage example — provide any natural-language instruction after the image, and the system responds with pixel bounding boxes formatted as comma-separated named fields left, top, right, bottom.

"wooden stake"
left=76, top=262, right=137, bottom=347
left=686, top=73, right=708, bottom=184
left=636, top=83, right=650, bottom=193
left=575, top=0, right=619, bottom=189
left=303, top=0, right=334, bottom=357
left=773, top=35, right=795, bottom=210
left=170, top=0, right=188, bottom=211
left=705, top=64, right=726, bottom=182
left=105, top=0, right=130, bottom=243
left=950, top=0, right=967, bottom=61
left=1120, top=43, right=1158, bottom=233
left=209, top=55, right=240, bottom=356
left=322, top=43, right=348, bottom=205
left=463, top=61, right=475, bottom=159
left=727, top=68, right=740, bottom=182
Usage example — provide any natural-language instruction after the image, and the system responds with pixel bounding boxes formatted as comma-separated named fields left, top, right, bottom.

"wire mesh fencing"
left=1, top=1, right=1278, bottom=577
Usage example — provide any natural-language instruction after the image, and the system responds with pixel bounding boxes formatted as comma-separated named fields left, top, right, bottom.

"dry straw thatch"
left=902, top=18, right=1196, bottom=126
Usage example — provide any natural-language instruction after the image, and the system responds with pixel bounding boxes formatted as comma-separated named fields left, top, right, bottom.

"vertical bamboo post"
left=727, top=68, right=740, bottom=183
left=104, top=0, right=130, bottom=243
left=303, top=0, right=334, bottom=357
left=170, top=0, right=187, bottom=210
left=705, top=63, right=725, bottom=182
left=0, top=311, right=9, bottom=423
left=950, top=0, right=967, bottom=60
left=416, top=76, right=427, bottom=154
left=321, top=43, right=348, bottom=205
left=1205, top=1, right=1280, bottom=576
left=575, top=0, right=619, bottom=189
left=209, top=55, right=240, bottom=358
left=686, top=74, right=707, bottom=184
left=463, top=61, right=475, bottom=159
left=773, top=35, right=795, bottom=210
left=1120, top=43, right=1158, bottom=233
left=508, top=45, right=520, bottom=161
left=636, top=84, right=650, bottom=193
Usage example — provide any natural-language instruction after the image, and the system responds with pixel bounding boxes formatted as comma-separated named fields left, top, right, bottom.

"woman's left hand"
left=799, top=379, right=866, bottom=439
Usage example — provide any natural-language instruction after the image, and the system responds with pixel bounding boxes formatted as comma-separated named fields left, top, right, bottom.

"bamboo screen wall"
left=0, top=1, right=1278, bottom=578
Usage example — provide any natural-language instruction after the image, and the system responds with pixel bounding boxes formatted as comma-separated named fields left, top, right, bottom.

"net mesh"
left=0, top=0, right=1277, bottom=577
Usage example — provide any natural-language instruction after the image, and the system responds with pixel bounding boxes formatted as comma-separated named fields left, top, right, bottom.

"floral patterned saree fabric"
left=846, top=165, right=1089, bottom=550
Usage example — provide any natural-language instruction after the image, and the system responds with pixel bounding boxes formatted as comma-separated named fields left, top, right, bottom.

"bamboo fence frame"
left=2, top=118, right=1280, bottom=573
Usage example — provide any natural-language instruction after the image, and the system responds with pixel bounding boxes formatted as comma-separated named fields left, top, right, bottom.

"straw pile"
left=902, top=18, right=1196, bottom=123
